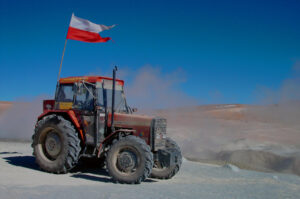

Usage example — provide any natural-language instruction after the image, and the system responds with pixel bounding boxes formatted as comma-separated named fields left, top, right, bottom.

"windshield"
left=57, top=84, right=74, bottom=102
left=97, top=88, right=128, bottom=113
left=75, top=84, right=94, bottom=111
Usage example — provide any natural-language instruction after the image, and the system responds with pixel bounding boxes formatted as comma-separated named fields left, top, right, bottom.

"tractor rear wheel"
left=32, top=115, right=81, bottom=174
left=106, top=135, right=153, bottom=184
left=151, top=138, right=182, bottom=179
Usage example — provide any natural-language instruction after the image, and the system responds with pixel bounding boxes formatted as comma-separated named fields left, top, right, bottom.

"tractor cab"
left=55, top=76, right=129, bottom=113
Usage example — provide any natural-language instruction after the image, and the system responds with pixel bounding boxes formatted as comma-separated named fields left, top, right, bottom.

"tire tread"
left=32, top=114, right=81, bottom=174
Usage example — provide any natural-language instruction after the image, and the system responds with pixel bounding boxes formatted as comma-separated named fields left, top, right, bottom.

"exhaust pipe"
left=111, top=66, right=117, bottom=132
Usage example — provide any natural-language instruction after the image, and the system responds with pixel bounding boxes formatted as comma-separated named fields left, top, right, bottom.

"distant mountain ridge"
left=0, top=101, right=12, bottom=114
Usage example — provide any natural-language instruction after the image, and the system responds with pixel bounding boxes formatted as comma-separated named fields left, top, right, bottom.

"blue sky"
left=0, top=0, right=299, bottom=104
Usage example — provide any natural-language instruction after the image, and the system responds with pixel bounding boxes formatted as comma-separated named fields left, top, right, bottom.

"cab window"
left=57, top=84, right=74, bottom=102
left=75, top=84, right=95, bottom=111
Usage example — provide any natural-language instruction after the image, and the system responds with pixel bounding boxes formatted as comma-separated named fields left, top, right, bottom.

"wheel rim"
left=44, top=131, right=62, bottom=158
left=38, top=127, right=63, bottom=161
left=115, top=147, right=140, bottom=174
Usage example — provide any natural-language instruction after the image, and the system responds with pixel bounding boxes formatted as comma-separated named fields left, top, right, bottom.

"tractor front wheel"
left=151, top=138, right=182, bottom=179
left=106, top=135, right=153, bottom=184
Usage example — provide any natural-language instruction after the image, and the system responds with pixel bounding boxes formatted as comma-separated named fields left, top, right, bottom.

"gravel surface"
left=0, top=141, right=300, bottom=199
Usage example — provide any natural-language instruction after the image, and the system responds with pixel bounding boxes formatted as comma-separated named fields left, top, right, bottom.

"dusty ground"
left=0, top=141, right=300, bottom=199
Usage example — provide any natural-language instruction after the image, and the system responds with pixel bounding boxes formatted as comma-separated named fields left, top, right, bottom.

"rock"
left=223, top=163, right=240, bottom=172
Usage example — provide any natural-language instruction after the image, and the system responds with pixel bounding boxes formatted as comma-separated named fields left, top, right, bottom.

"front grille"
left=152, top=117, right=167, bottom=151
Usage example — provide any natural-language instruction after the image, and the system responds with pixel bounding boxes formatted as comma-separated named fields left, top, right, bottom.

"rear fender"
left=37, top=110, right=85, bottom=143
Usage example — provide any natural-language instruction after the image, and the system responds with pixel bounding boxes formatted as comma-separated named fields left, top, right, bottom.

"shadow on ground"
left=3, top=155, right=40, bottom=171
left=2, top=155, right=157, bottom=183
left=70, top=160, right=114, bottom=183
left=71, top=158, right=157, bottom=183
left=71, top=172, right=157, bottom=184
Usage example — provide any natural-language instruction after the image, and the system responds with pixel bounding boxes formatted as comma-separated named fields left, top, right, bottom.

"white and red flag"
left=66, top=14, right=115, bottom=43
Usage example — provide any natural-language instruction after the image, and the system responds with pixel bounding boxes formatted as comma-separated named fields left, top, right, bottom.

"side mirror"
left=132, top=108, right=138, bottom=112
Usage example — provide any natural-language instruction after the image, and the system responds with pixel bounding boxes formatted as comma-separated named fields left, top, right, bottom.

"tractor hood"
left=113, top=113, right=153, bottom=128
left=112, top=113, right=156, bottom=145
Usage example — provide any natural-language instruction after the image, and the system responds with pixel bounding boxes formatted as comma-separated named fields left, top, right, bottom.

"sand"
left=0, top=141, right=300, bottom=199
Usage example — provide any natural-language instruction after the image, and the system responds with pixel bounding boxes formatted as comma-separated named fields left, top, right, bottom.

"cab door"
left=73, top=83, right=97, bottom=146
left=95, top=81, right=106, bottom=146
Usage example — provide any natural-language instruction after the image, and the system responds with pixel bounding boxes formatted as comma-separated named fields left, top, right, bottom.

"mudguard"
left=37, top=110, right=85, bottom=143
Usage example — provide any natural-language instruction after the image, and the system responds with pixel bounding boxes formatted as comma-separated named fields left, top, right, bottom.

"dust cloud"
left=120, top=65, right=197, bottom=110
left=250, top=62, right=300, bottom=125
left=0, top=98, right=43, bottom=141
left=156, top=62, right=300, bottom=176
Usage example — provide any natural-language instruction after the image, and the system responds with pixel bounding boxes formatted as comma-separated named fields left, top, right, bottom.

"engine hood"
left=113, top=113, right=153, bottom=127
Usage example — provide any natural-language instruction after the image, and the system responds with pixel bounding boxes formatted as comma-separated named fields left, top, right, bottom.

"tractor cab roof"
left=59, top=76, right=124, bottom=86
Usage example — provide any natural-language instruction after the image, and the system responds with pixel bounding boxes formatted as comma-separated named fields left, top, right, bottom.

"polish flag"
left=66, top=14, right=115, bottom=43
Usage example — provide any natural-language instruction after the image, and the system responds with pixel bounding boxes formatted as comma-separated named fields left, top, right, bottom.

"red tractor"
left=31, top=67, right=182, bottom=184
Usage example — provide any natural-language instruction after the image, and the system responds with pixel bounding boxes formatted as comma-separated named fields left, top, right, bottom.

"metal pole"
left=57, top=39, right=68, bottom=82
left=111, top=66, right=117, bottom=132
left=54, top=39, right=68, bottom=100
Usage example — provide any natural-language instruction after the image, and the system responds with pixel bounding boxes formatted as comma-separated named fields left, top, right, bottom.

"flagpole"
left=54, top=38, right=68, bottom=100
left=57, top=39, right=68, bottom=82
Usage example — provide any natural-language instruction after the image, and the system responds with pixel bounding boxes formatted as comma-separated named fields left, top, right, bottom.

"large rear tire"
left=151, top=138, right=182, bottom=179
left=106, top=135, right=153, bottom=184
left=32, top=115, right=81, bottom=174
